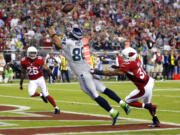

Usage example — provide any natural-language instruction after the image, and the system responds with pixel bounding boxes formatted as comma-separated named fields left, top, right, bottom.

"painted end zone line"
left=35, top=127, right=180, bottom=135
left=1, top=104, right=180, bottom=127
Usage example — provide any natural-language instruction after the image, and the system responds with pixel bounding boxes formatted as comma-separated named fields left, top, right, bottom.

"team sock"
left=46, top=95, right=56, bottom=107
left=95, top=96, right=112, bottom=112
left=103, top=88, right=121, bottom=103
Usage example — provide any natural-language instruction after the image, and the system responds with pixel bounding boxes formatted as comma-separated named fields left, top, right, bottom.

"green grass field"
left=0, top=80, right=180, bottom=135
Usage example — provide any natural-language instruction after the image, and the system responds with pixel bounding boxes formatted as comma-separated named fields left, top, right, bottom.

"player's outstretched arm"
left=20, top=67, right=26, bottom=90
left=45, top=17, right=63, bottom=49
left=103, top=69, right=125, bottom=76
left=91, top=69, right=124, bottom=76
left=48, top=26, right=63, bottom=49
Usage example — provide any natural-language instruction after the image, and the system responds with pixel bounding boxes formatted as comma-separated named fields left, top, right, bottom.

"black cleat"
left=40, top=92, right=48, bottom=103
left=54, top=108, right=60, bottom=114
left=148, top=116, right=161, bottom=127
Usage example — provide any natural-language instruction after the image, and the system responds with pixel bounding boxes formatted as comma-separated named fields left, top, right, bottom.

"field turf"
left=0, top=80, right=179, bottom=135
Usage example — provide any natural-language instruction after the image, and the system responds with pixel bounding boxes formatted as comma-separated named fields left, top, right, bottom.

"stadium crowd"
left=0, top=0, right=180, bottom=82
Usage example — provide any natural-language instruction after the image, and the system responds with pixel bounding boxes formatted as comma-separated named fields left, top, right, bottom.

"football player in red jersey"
left=91, top=47, right=160, bottom=127
left=20, top=46, right=60, bottom=114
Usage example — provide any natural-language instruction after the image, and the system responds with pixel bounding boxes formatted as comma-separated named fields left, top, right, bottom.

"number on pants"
left=27, top=67, right=39, bottom=75
left=72, top=47, right=84, bottom=61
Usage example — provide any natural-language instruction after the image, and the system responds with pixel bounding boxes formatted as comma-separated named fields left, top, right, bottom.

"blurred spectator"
left=0, top=53, right=6, bottom=82
left=163, top=51, right=170, bottom=80
left=46, top=52, right=57, bottom=83
left=60, top=53, right=70, bottom=83
left=174, top=51, right=180, bottom=74
left=169, top=50, right=176, bottom=79
left=94, top=53, right=101, bottom=69
left=153, top=49, right=164, bottom=80
left=0, top=18, right=5, bottom=27
left=4, top=63, right=14, bottom=83
left=16, top=37, right=23, bottom=51
left=0, top=0, right=180, bottom=81
left=178, top=52, right=180, bottom=73
left=53, top=54, right=61, bottom=82
left=101, top=50, right=111, bottom=80
left=145, top=50, right=154, bottom=78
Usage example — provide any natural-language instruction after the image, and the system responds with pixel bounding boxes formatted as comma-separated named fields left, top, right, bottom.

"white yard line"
left=0, top=80, right=180, bottom=86
left=154, top=88, right=180, bottom=91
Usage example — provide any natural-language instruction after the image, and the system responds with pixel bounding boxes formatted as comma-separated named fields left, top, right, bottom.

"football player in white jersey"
left=46, top=22, right=130, bottom=125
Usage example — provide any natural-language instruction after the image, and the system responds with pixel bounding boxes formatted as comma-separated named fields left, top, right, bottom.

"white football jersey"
left=61, top=37, right=91, bottom=76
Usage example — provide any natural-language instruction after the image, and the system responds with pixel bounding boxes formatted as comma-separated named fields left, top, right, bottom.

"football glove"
left=90, top=68, right=104, bottom=75
left=111, top=65, right=120, bottom=69
left=45, top=16, right=54, bottom=27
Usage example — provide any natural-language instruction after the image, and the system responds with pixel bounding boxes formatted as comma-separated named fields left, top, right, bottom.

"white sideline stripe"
left=1, top=83, right=180, bottom=93
left=154, top=88, right=180, bottom=91
left=0, top=95, right=180, bottom=114
left=35, top=128, right=180, bottom=135
left=154, top=94, right=180, bottom=98
left=0, top=79, right=180, bottom=86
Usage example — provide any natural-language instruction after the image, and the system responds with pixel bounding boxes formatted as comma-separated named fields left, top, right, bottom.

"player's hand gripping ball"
left=61, top=3, right=74, bottom=13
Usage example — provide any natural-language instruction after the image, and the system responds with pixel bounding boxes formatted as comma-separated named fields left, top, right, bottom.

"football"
left=61, top=3, right=74, bottom=13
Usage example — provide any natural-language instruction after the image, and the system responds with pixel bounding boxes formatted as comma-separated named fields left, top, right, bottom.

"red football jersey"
left=119, top=57, right=149, bottom=90
left=21, top=56, right=44, bottom=80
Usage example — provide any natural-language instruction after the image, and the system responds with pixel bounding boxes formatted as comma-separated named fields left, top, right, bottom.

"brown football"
left=61, top=3, right=74, bottom=13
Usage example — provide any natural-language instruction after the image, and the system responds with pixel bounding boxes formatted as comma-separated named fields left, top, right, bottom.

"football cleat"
left=148, top=116, right=161, bottom=127
left=121, top=103, right=131, bottom=115
left=54, top=108, right=60, bottom=114
left=40, top=92, right=48, bottom=103
left=110, top=110, right=120, bottom=125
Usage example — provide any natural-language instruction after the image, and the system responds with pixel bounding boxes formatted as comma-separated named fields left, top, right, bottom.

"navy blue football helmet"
left=70, top=25, right=83, bottom=40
